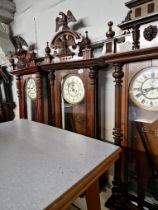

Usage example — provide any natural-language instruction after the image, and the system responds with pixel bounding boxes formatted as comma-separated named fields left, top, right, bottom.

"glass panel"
left=127, top=100, right=158, bottom=210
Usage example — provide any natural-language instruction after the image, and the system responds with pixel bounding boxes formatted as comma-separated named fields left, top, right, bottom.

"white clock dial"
left=26, top=78, right=37, bottom=100
left=129, top=67, right=158, bottom=111
left=62, top=75, right=85, bottom=104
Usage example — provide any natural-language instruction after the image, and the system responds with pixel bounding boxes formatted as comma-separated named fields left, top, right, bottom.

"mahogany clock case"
left=122, top=60, right=158, bottom=209
left=12, top=68, right=51, bottom=125
left=52, top=68, right=95, bottom=136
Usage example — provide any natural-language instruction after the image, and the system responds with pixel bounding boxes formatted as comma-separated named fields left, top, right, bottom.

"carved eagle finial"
left=55, top=10, right=76, bottom=32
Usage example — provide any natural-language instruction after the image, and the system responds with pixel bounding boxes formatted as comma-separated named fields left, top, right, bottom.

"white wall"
left=11, top=0, right=128, bottom=56
left=11, top=0, right=128, bottom=141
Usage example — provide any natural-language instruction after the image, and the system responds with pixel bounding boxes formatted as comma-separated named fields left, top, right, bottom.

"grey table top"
left=0, top=119, right=120, bottom=210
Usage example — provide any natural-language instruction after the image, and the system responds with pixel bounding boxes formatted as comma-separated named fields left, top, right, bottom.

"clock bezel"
left=61, top=74, right=85, bottom=105
left=25, top=77, right=37, bottom=100
left=129, top=66, right=158, bottom=111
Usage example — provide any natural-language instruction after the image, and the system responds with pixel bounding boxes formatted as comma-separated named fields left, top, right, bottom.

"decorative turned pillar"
left=44, top=42, right=52, bottom=64
left=112, top=63, right=124, bottom=145
left=48, top=71, right=55, bottom=125
left=103, top=21, right=116, bottom=54
left=16, top=75, right=25, bottom=118
left=132, top=24, right=140, bottom=50
left=82, top=31, right=92, bottom=59
left=112, top=63, right=125, bottom=209
left=89, top=66, right=97, bottom=85
left=86, top=66, right=97, bottom=137
left=36, top=72, right=43, bottom=123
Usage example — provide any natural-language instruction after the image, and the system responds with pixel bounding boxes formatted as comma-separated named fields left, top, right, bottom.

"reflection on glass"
left=127, top=100, right=158, bottom=210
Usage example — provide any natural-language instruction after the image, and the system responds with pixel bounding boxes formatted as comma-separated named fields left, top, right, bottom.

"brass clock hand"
left=142, top=87, right=158, bottom=93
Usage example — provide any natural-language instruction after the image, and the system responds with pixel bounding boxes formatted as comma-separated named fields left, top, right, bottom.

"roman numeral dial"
left=129, top=67, right=158, bottom=111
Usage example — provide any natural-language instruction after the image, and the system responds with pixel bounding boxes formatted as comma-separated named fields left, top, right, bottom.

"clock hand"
left=142, top=86, right=158, bottom=93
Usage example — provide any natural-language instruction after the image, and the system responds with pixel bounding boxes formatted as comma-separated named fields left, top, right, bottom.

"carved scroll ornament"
left=143, top=25, right=157, bottom=41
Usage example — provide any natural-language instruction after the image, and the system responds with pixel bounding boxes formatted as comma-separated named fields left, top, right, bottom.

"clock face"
left=129, top=67, right=158, bottom=111
left=62, top=74, right=85, bottom=104
left=26, top=78, right=37, bottom=100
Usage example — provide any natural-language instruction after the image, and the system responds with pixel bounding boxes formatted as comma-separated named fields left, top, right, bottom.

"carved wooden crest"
left=11, top=36, right=36, bottom=69
left=55, top=10, right=76, bottom=32
left=51, top=30, right=91, bottom=61
left=143, top=25, right=157, bottom=41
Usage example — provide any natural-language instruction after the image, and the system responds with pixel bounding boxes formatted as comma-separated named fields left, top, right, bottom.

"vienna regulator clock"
left=11, top=36, right=51, bottom=124
left=45, top=10, right=105, bottom=137
left=102, top=0, right=158, bottom=209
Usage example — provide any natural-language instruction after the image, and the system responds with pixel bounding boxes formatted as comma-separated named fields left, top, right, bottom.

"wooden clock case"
left=11, top=66, right=51, bottom=124
left=101, top=0, right=158, bottom=209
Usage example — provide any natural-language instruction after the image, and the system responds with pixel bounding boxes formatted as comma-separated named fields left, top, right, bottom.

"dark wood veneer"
left=125, top=0, right=154, bottom=9
left=118, top=12, right=158, bottom=30
left=101, top=46, right=158, bottom=64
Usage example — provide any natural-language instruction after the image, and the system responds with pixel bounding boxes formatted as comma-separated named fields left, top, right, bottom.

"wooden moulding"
left=100, top=46, right=158, bottom=64
left=118, top=12, right=158, bottom=30
left=11, top=57, right=107, bottom=76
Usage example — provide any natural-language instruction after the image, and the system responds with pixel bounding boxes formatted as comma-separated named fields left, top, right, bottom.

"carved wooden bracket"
left=89, top=67, right=97, bottom=85
left=132, top=25, right=140, bottom=50
left=48, top=71, right=55, bottom=86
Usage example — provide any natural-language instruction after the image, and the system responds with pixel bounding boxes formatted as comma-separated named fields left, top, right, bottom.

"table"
left=0, top=119, right=121, bottom=210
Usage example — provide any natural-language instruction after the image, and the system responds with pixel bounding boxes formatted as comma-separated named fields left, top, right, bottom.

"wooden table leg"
left=85, top=180, right=101, bottom=210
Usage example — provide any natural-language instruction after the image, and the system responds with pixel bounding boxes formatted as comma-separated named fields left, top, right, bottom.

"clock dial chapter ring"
left=62, top=75, right=85, bottom=105
left=68, top=82, right=79, bottom=97
left=25, top=78, right=37, bottom=100
left=142, top=78, right=158, bottom=99
left=129, top=67, right=158, bottom=111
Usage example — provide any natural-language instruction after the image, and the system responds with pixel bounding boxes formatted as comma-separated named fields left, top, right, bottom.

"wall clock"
left=124, top=61, right=158, bottom=210
left=102, top=1, right=158, bottom=209
left=62, top=74, right=85, bottom=105
left=48, top=20, right=101, bottom=137
left=12, top=68, right=51, bottom=124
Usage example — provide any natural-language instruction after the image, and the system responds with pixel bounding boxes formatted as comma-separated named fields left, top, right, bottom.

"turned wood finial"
left=106, top=21, right=115, bottom=39
left=45, top=42, right=51, bottom=55
left=44, top=42, right=52, bottom=63
left=84, top=31, right=91, bottom=48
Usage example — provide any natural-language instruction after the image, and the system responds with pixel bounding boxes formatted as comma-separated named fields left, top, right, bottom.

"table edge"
left=44, top=148, right=121, bottom=210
